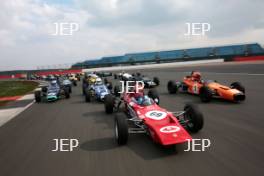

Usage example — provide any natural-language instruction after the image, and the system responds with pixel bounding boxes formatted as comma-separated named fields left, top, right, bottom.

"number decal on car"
left=145, top=110, right=167, bottom=120
left=192, top=83, right=199, bottom=94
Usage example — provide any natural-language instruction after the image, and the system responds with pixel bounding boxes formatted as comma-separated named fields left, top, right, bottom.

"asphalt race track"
left=1, top=62, right=264, bottom=176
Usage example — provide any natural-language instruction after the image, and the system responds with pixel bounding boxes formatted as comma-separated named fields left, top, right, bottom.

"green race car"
left=35, top=80, right=70, bottom=102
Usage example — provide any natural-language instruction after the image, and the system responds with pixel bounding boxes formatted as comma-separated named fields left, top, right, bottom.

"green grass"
left=0, top=81, right=39, bottom=98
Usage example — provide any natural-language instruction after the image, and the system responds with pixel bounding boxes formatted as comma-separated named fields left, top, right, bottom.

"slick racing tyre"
left=200, top=86, right=212, bottom=102
left=230, top=82, right=245, bottom=93
left=82, top=83, right=87, bottom=95
left=184, top=104, right=204, bottom=133
left=64, top=88, right=70, bottom=99
left=35, top=91, right=41, bottom=103
left=85, top=89, right=91, bottom=102
left=148, top=89, right=160, bottom=105
left=115, top=113, right=128, bottom=145
left=42, top=86, right=47, bottom=93
left=167, top=81, right=178, bottom=94
left=73, top=80, right=77, bottom=86
left=104, top=94, right=115, bottom=114
left=153, top=77, right=160, bottom=86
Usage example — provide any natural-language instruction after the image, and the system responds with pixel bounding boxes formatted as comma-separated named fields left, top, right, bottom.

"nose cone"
left=156, top=126, right=192, bottom=145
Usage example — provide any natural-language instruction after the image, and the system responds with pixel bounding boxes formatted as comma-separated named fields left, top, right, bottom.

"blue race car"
left=58, top=76, right=73, bottom=93
left=84, top=77, right=112, bottom=102
left=35, top=80, right=70, bottom=102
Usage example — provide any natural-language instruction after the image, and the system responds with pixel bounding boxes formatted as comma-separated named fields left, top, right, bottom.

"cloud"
left=0, top=0, right=264, bottom=70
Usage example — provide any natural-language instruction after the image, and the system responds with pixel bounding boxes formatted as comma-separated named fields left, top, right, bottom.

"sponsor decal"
left=160, top=126, right=180, bottom=133
left=192, top=83, right=199, bottom=94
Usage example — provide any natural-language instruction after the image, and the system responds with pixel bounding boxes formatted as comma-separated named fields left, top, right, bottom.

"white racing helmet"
left=51, top=80, right=57, bottom=86
left=95, top=78, right=103, bottom=85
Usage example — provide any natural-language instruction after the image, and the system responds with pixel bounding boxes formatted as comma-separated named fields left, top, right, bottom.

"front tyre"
left=184, top=104, right=204, bottom=133
left=230, top=82, right=245, bottom=93
left=64, top=88, right=70, bottom=99
left=85, top=89, right=91, bottom=102
left=104, top=94, right=115, bottom=114
left=115, top=113, right=128, bottom=145
left=35, top=91, right=41, bottom=102
left=167, top=81, right=178, bottom=94
left=73, top=80, right=77, bottom=86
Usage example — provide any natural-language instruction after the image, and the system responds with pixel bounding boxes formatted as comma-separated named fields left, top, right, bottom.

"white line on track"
left=0, top=99, right=35, bottom=127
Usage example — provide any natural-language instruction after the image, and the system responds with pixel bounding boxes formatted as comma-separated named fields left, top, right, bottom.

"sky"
left=0, top=0, right=264, bottom=71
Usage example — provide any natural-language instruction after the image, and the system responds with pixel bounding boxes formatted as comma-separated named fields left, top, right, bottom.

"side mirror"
left=154, top=98, right=159, bottom=104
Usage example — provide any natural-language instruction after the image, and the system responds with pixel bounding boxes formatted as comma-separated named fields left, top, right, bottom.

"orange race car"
left=167, top=71, right=246, bottom=102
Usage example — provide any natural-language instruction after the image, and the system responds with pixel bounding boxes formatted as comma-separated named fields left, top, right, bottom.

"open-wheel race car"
left=57, top=76, right=73, bottom=93
left=131, top=72, right=160, bottom=88
left=68, top=74, right=78, bottom=86
left=34, top=80, right=70, bottom=102
left=104, top=86, right=204, bottom=146
left=114, top=72, right=160, bottom=88
left=82, top=73, right=99, bottom=95
left=96, top=71, right=112, bottom=77
left=84, top=77, right=112, bottom=102
left=114, top=72, right=133, bottom=81
left=167, top=71, right=246, bottom=103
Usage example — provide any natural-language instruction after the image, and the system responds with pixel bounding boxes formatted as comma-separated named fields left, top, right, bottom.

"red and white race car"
left=104, top=88, right=204, bottom=146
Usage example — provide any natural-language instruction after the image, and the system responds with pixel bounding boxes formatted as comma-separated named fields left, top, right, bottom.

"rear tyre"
left=115, top=113, right=128, bottom=145
left=153, top=77, right=160, bottom=86
left=184, top=104, right=204, bottom=133
left=104, top=94, right=115, bottom=114
left=200, top=86, right=212, bottom=102
left=114, top=74, right=117, bottom=79
left=148, top=89, right=160, bottom=105
left=167, top=81, right=178, bottom=94
left=35, top=91, right=41, bottom=102
left=230, top=82, right=245, bottom=93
